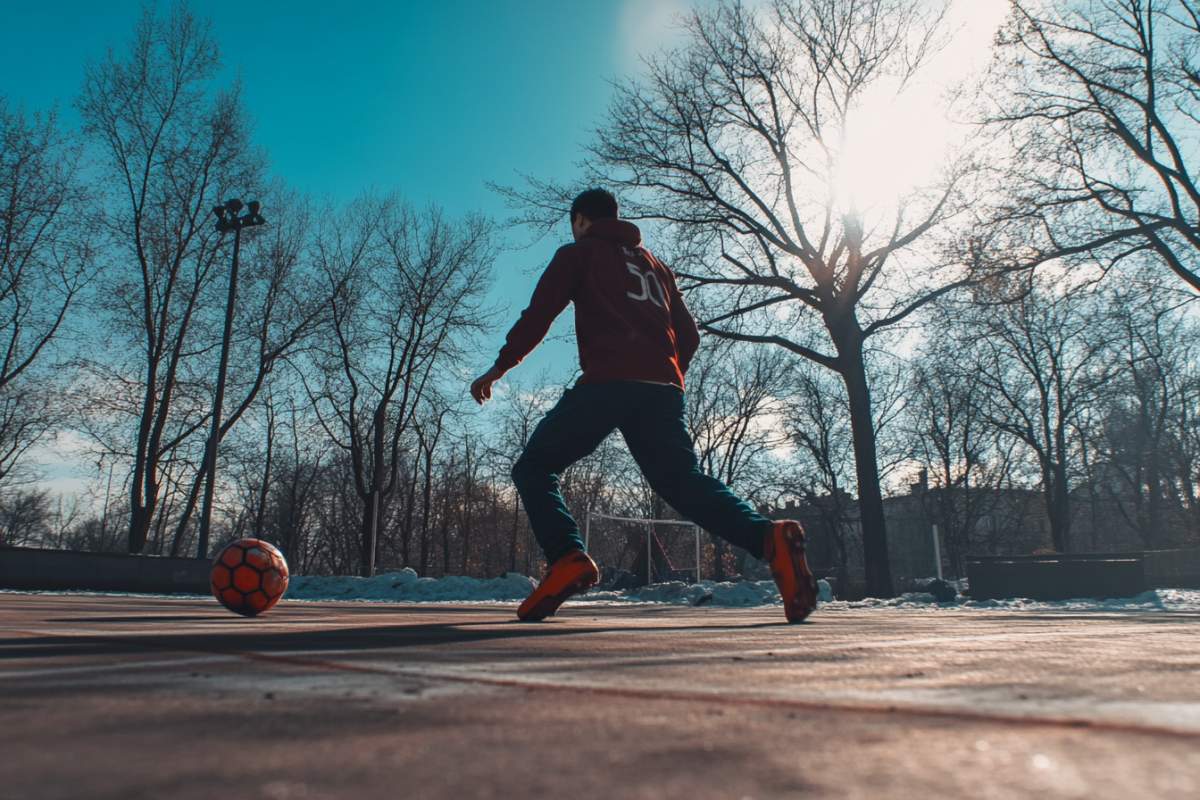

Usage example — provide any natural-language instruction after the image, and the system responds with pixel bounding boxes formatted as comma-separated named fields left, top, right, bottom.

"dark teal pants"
left=511, top=380, right=772, bottom=566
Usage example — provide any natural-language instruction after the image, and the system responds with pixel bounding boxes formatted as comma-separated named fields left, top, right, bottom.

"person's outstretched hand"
left=470, top=366, right=504, bottom=405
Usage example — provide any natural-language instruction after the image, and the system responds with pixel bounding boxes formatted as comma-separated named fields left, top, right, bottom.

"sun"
left=827, top=0, right=1010, bottom=218
left=832, top=76, right=955, bottom=216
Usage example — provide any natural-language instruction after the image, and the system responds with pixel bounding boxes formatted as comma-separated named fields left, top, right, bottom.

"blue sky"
left=0, top=0, right=704, bottom=495
left=1, top=0, right=698, bottom=395
left=3, top=0, right=1010, bottom=498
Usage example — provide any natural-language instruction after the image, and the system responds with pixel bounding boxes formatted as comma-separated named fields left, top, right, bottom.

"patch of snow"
left=957, top=588, right=1200, bottom=612
left=285, top=574, right=836, bottom=608
left=286, top=568, right=535, bottom=603
left=9, top=569, right=1200, bottom=613
left=584, top=579, right=781, bottom=607
left=816, top=588, right=1200, bottom=612
left=285, top=573, right=1200, bottom=613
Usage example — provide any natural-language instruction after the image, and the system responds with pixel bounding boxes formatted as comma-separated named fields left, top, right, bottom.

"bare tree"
left=302, top=195, right=494, bottom=576
left=779, top=365, right=858, bottom=589
left=302, top=452, right=364, bottom=575
left=268, top=392, right=330, bottom=572
left=986, top=0, right=1200, bottom=292
left=969, top=281, right=1119, bottom=551
left=454, top=429, right=483, bottom=574
left=219, top=383, right=287, bottom=548
left=1173, top=353, right=1200, bottom=534
left=76, top=3, right=265, bottom=552
left=685, top=337, right=790, bottom=577
left=497, top=0, right=985, bottom=595
left=166, top=187, right=323, bottom=554
left=0, top=100, right=92, bottom=392
left=905, top=334, right=1018, bottom=575
left=490, top=371, right=563, bottom=573
left=0, top=488, right=52, bottom=547
left=0, top=389, right=59, bottom=495
left=0, top=101, right=94, bottom=491
left=414, top=399, right=449, bottom=576
left=1084, top=281, right=1199, bottom=547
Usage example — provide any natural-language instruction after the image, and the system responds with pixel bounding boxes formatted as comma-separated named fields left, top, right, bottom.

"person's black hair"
left=570, top=188, right=618, bottom=222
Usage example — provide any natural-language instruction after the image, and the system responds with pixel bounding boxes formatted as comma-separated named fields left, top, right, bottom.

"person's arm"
left=661, top=263, right=700, bottom=375
left=492, top=245, right=577, bottom=375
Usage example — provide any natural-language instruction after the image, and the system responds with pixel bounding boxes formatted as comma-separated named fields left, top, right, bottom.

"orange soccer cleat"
left=764, top=520, right=818, bottom=623
left=517, top=549, right=600, bottom=621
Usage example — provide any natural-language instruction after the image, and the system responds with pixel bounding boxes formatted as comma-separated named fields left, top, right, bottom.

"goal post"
left=584, top=504, right=702, bottom=584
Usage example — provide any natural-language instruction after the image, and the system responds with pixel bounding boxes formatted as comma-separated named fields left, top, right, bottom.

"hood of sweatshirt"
left=582, top=217, right=642, bottom=248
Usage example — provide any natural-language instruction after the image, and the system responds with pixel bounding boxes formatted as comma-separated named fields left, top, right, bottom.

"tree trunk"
left=128, top=502, right=152, bottom=555
left=284, top=470, right=302, bottom=567
left=838, top=341, right=894, bottom=597
left=460, top=445, right=474, bottom=575
left=1145, top=452, right=1163, bottom=550
left=168, top=474, right=203, bottom=557
left=509, top=493, right=520, bottom=574
left=419, top=443, right=433, bottom=577
left=712, top=538, right=729, bottom=581
left=834, top=524, right=849, bottom=597
left=488, top=487, right=499, bottom=576
left=1046, top=461, right=1072, bottom=552
left=128, top=381, right=158, bottom=553
left=358, top=496, right=371, bottom=576
left=402, top=449, right=420, bottom=566
left=439, top=479, right=453, bottom=576
left=255, top=400, right=276, bottom=537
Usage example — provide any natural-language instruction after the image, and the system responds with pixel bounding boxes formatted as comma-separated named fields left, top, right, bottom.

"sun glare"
left=830, top=0, right=1010, bottom=217
left=833, top=77, right=954, bottom=214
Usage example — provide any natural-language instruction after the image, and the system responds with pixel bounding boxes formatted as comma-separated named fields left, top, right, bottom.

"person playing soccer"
left=469, top=189, right=817, bottom=623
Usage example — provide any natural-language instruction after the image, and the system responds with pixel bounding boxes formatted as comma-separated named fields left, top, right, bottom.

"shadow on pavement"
left=0, top=616, right=795, bottom=661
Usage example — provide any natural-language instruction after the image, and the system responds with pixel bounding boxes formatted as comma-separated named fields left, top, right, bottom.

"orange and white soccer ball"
left=210, top=538, right=289, bottom=616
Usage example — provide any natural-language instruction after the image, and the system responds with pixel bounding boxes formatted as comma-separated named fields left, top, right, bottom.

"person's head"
left=570, top=188, right=618, bottom=241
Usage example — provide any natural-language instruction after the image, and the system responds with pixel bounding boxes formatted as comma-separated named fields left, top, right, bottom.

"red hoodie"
left=492, top=218, right=700, bottom=391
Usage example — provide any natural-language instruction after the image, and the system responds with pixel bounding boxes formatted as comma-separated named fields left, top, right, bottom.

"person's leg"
left=511, top=383, right=627, bottom=565
left=617, top=382, right=773, bottom=559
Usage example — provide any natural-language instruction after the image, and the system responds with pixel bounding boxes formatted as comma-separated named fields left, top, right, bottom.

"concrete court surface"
left=2, top=594, right=1199, bottom=800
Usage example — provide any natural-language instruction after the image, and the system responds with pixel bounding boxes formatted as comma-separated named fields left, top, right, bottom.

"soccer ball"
left=210, top=538, right=289, bottom=617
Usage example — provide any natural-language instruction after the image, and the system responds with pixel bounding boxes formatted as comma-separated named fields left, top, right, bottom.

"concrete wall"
left=966, top=553, right=1148, bottom=601
left=1144, top=548, right=1200, bottom=589
left=0, top=547, right=212, bottom=595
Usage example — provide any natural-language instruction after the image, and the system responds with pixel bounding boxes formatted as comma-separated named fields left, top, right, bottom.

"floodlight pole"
left=198, top=199, right=266, bottom=558
left=932, top=523, right=944, bottom=581
left=647, top=524, right=653, bottom=586
left=367, top=487, right=380, bottom=577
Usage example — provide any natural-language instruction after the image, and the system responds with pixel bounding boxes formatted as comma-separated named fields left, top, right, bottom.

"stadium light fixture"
left=198, top=198, right=267, bottom=559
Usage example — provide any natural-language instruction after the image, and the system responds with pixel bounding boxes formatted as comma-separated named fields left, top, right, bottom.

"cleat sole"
left=517, top=552, right=599, bottom=622
left=522, top=574, right=596, bottom=621
left=769, top=520, right=819, bottom=624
